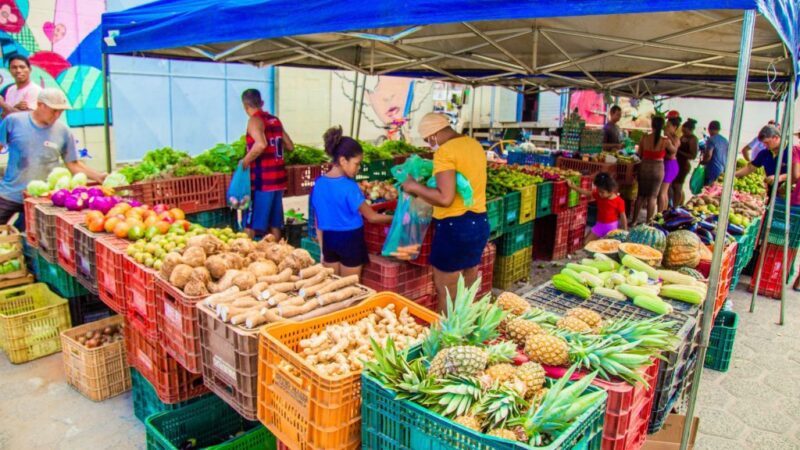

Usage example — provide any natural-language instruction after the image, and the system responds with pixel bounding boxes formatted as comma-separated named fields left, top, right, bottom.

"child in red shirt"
left=567, top=172, right=627, bottom=242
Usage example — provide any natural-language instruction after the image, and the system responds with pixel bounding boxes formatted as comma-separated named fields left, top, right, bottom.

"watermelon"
left=627, top=225, right=667, bottom=253
left=677, top=267, right=706, bottom=281
left=606, top=229, right=629, bottom=242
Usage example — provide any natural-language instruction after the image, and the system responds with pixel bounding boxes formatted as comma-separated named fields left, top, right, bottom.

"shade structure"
left=101, top=0, right=798, bottom=100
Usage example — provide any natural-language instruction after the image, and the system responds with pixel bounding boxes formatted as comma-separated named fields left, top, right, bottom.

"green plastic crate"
left=362, top=372, right=606, bottom=450
left=186, top=208, right=236, bottom=229
left=301, top=237, right=321, bottom=263
left=493, top=246, right=532, bottom=289
left=146, top=394, right=275, bottom=450
left=131, top=369, right=206, bottom=423
left=766, top=201, right=800, bottom=249
left=535, top=181, right=553, bottom=217
left=487, top=197, right=505, bottom=240
left=731, top=217, right=761, bottom=291
left=22, top=238, right=37, bottom=277
left=503, top=191, right=521, bottom=227
left=704, top=310, right=739, bottom=372
left=356, top=159, right=394, bottom=182
left=495, top=222, right=534, bottom=257
left=35, top=253, right=89, bottom=298
left=567, top=175, right=582, bottom=207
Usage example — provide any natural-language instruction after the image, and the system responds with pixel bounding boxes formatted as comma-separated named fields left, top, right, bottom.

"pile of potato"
left=75, top=324, right=124, bottom=349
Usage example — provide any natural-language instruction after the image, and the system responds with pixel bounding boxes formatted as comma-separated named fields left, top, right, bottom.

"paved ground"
left=0, top=270, right=797, bottom=449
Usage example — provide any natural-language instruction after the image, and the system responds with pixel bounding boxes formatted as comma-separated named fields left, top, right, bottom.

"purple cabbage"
left=86, top=187, right=104, bottom=198
left=128, top=200, right=142, bottom=207
left=64, top=195, right=85, bottom=211
left=50, top=189, right=70, bottom=207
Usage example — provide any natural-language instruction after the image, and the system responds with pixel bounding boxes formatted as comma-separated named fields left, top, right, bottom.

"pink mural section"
left=568, top=90, right=606, bottom=126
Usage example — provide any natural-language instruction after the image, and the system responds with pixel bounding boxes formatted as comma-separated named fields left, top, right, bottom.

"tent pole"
left=679, top=10, right=755, bottom=450
left=779, top=81, right=795, bottom=325
left=349, top=72, right=360, bottom=135
left=469, top=85, right=476, bottom=137
left=102, top=53, right=112, bottom=173
left=750, top=90, right=794, bottom=313
left=355, top=73, right=367, bottom=139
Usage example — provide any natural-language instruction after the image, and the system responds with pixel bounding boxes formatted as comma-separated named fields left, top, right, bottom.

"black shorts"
left=430, top=211, right=490, bottom=272
left=321, top=227, right=369, bottom=268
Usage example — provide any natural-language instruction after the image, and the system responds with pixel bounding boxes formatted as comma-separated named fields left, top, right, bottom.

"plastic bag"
left=382, top=191, right=432, bottom=261
left=227, top=164, right=252, bottom=210
left=689, top=165, right=705, bottom=195
left=426, top=173, right=474, bottom=207
left=391, top=154, right=433, bottom=183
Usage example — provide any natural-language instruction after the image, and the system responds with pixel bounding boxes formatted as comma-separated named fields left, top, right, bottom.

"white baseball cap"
left=37, top=88, right=72, bottom=110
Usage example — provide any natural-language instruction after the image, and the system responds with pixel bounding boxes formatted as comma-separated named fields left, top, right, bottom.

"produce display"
left=74, top=323, right=124, bottom=349
left=284, top=144, right=329, bottom=165
left=51, top=186, right=121, bottom=213
left=487, top=165, right=544, bottom=197
left=116, top=139, right=246, bottom=184
left=379, top=140, right=429, bottom=156
left=84, top=202, right=189, bottom=241
left=126, top=227, right=243, bottom=269
left=510, top=164, right=580, bottom=181
left=360, top=141, right=394, bottom=163
left=26, top=167, right=89, bottom=197
left=359, top=180, right=398, bottom=204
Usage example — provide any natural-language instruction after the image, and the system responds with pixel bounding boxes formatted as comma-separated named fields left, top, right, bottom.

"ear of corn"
left=560, top=268, right=585, bottom=284
left=578, top=271, right=603, bottom=288
left=633, top=294, right=673, bottom=315
left=659, top=284, right=704, bottom=304
left=621, top=254, right=658, bottom=279
left=580, top=258, right=616, bottom=273
left=565, top=263, right=600, bottom=275
left=552, top=274, right=591, bottom=299
left=657, top=269, right=700, bottom=286
left=592, top=286, right=627, bottom=301
left=617, top=283, right=660, bottom=299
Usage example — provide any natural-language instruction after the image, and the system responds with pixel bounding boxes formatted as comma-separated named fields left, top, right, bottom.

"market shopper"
left=0, top=88, right=105, bottom=229
left=310, top=127, right=392, bottom=277
left=735, top=125, right=799, bottom=202
left=1, top=56, right=41, bottom=117
left=701, top=120, right=729, bottom=186
left=659, top=116, right=681, bottom=212
left=240, top=88, right=294, bottom=240
left=567, top=172, right=626, bottom=242
left=672, top=118, right=699, bottom=206
left=630, top=116, right=665, bottom=226
left=602, top=105, right=623, bottom=151
left=400, top=113, right=488, bottom=311
left=740, top=120, right=775, bottom=161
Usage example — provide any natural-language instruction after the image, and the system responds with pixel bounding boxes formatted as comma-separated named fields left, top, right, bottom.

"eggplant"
left=675, top=207, right=694, bottom=217
left=696, top=228, right=714, bottom=244
left=727, top=223, right=744, bottom=235
left=687, top=222, right=699, bottom=232
left=698, top=221, right=716, bottom=231
left=664, top=215, right=695, bottom=231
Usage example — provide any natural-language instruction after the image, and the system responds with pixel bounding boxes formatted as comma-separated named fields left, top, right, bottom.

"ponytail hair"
left=651, top=116, right=665, bottom=147
left=683, top=118, right=697, bottom=132
left=323, top=126, right=363, bottom=164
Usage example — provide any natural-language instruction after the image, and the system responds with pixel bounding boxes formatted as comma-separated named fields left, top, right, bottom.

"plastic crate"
left=362, top=373, right=606, bottom=450
left=572, top=202, right=589, bottom=232
left=477, top=242, right=496, bottom=298
left=257, top=293, right=438, bottom=450
left=95, top=237, right=130, bottom=315
left=731, top=217, right=761, bottom=290
left=535, top=181, right=553, bottom=217
left=361, top=254, right=434, bottom=302
left=23, top=197, right=49, bottom=248
left=197, top=303, right=261, bottom=420
left=568, top=227, right=584, bottom=254
left=35, top=253, right=89, bottom=298
left=551, top=180, right=570, bottom=213
left=748, top=243, right=798, bottom=299
left=131, top=368, right=206, bottom=423
left=0, top=225, right=32, bottom=289
left=766, top=200, right=800, bottom=248
left=704, top=310, right=738, bottom=372
left=502, top=191, right=521, bottom=227
left=567, top=175, right=583, bottom=208
left=68, top=294, right=112, bottom=326
left=579, top=175, right=593, bottom=204
left=156, top=275, right=207, bottom=374
left=123, top=255, right=160, bottom=341
left=493, top=246, right=532, bottom=289
left=696, top=241, right=738, bottom=318
left=556, top=156, right=615, bottom=178
left=532, top=211, right=572, bottom=261
left=60, top=315, right=130, bottom=401
left=545, top=360, right=659, bottom=450
left=284, top=220, right=307, bottom=248
left=362, top=200, right=398, bottom=254
left=55, top=211, right=84, bottom=276
left=128, top=174, right=228, bottom=214
left=495, top=221, right=534, bottom=257
left=0, top=283, right=71, bottom=364
left=300, top=237, right=320, bottom=263
left=615, top=162, right=638, bottom=185
left=74, top=224, right=101, bottom=295
left=518, top=184, right=536, bottom=224
left=286, top=163, right=331, bottom=197
left=186, top=208, right=236, bottom=229
left=22, top=237, right=37, bottom=276
left=355, top=159, right=393, bottom=182
left=34, top=204, right=61, bottom=262
left=125, top=322, right=208, bottom=404
left=146, top=394, right=275, bottom=450
left=486, top=196, right=505, bottom=240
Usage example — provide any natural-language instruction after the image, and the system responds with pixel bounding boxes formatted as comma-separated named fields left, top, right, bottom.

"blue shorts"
left=247, top=190, right=284, bottom=233
left=430, top=211, right=490, bottom=272
left=321, top=227, right=369, bottom=268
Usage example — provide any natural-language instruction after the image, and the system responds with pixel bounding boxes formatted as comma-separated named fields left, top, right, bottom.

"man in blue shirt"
left=702, top=120, right=729, bottom=185
left=740, top=120, right=775, bottom=161
left=0, top=88, right=105, bottom=229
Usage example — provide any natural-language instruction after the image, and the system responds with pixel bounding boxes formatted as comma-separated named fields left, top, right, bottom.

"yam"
left=205, top=255, right=229, bottom=280
left=299, top=264, right=325, bottom=279
left=190, top=267, right=211, bottom=285
left=295, top=268, right=334, bottom=289
left=202, top=287, right=241, bottom=307
left=184, top=279, right=209, bottom=297
left=247, top=260, right=278, bottom=278
left=209, top=270, right=240, bottom=293
left=160, top=252, right=183, bottom=279
left=258, top=268, right=292, bottom=284
left=229, top=238, right=256, bottom=255
left=317, top=286, right=362, bottom=306
left=266, top=292, right=289, bottom=304
left=316, top=275, right=359, bottom=296
left=232, top=271, right=257, bottom=290
left=220, top=252, right=245, bottom=270
left=169, top=264, right=194, bottom=289
left=186, top=234, right=225, bottom=255
left=182, top=246, right=207, bottom=267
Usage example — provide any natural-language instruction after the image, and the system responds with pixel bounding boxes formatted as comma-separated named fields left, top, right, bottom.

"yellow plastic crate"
left=0, top=283, right=71, bottom=363
left=493, top=246, right=532, bottom=289
left=517, top=185, right=536, bottom=224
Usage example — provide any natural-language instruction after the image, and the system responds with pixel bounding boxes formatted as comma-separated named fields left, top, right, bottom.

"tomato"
left=173, top=219, right=191, bottom=232
left=144, top=215, right=159, bottom=228
left=85, top=210, right=105, bottom=226
left=168, top=208, right=186, bottom=220
left=155, top=221, right=172, bottom=234
left=87, top=217, right=106, bottom=233
left=113, top=222, right=131, bottom=239
left=104, top=217, right=121, bottom=234
left=157, top=211, right=175, bottom=224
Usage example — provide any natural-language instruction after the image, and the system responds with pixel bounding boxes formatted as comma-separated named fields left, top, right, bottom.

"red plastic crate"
left=580, top=175, right=593, bottom=204
left=128, top=174, right=227, bottom=214
left=697, top=241, right=738, bottom=318
left=749, top=243, right=799, bottom=299
left=556, top=157, right=615, bottom=177
left=412, top=294, right=437, bottom=311
left=546, top=359, right=659, bottom=450
left=568, top=227, right=584, bottom=254
left=477, top=242, right=496, bottom=298
left=615, top=162, right=639, bottom=185
left=156, top=275, right=207, bottom=374
left=124, top=255, right=160, bottom=341
left=124, top=321, right=208, bottom=404
left=55, top=211, right=84, bottom=276
left=572, top=202, right=589, bottom=233
left=285, top=163, right=331, bottom=197
left=362, top=200, right=433, bottom=266
left=533, top=212, right=571, bottom=261
left=95, top=236, right=130, bottom=314
left=23, top=197, right=49, bottom=248
left=361, top=254, right=434, bottom=302
left=551, top=180, right=570, bottom=214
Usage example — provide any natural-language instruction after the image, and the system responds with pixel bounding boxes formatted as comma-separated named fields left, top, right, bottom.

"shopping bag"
left=427, top=172, right=474, bottom=207
left=382, top=191, right=432, bottom=261
left=689, top=165, right=705, bottom=195
left=227, top=164, right=252, bottom=210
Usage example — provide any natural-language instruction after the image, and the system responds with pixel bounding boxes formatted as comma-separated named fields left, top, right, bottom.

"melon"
left=627, top=225, right=667, bottom=253
left=663, top=230, right=702, bottom=269
left=606, top=229, right=629, bottom=242
left=584, top=239, right=621, bottom=257
left=618, top=242, right=663, bottom=266
left=677, top=267, right=706, bottom=281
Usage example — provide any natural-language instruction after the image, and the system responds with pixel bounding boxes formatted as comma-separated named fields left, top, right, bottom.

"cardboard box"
left=643, top=414, right=700, bottom=450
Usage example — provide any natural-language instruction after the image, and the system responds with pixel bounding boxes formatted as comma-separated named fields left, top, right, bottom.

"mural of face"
left=367, top=77, right=412, bottom=125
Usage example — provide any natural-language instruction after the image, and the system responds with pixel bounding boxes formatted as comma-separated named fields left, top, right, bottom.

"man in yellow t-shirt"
left=402, top=113, right=489, bottom=311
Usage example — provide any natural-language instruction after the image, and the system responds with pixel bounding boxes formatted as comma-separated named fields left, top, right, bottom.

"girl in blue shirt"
left=310, top=127, right=392, bottom=276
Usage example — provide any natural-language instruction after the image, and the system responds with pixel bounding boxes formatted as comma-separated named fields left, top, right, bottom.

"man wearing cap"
left=401, top=113, right=488, bottom=311
left=0, top=88, right=105, bottom=229
left=736, top=124, right=799, bottom=205
left=701, top=120, right=729, bottom=186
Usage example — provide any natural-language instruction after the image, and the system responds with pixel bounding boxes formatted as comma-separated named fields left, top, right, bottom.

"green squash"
left=627, top=225, right=667, bottom=253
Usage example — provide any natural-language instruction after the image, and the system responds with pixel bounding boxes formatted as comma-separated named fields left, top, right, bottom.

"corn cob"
left=552, top=274, right=591, bottom=299
left=621, top=255, right=658, bottom=279
left=592, top=286, right=627, bottom=301
left=566, top=263, right=600, bottom=275
left=633, top=294, right=673, bottom=315
left=659, top=284, right=704, bottom=304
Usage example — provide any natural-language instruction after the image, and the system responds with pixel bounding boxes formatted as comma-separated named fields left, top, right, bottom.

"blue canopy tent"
left=100, top=2, right=799, bottom=448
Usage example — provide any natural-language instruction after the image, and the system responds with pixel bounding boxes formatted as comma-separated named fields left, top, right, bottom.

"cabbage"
left=50, top=189, right=70, bottom=207
left=103, top=172, right=129, bottom=188
left=64, top=195, right=84, bottom=211
left=69, top=173, right=88, bottom=189
left=86, top=187, right=104, bottom=199
left=47, top=168, right=71, bottom=189
left=54, top=176, right=71, bottom=191
left=26, top=180, right=50, bottom=197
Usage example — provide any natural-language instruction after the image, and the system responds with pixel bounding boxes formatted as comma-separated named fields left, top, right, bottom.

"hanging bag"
left=689, top=165, right=705, bottom=195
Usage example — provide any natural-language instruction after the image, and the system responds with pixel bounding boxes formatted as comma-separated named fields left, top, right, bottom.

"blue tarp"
left=101, top=0, right=799, bottom=79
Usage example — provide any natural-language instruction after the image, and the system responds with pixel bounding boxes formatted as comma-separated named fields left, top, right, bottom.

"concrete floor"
left=0, top=273, right=797, bottom=449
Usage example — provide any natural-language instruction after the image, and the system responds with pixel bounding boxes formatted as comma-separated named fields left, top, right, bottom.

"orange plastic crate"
left=23, top=197, right=49, bottom=248
left=123, top=255, right=160, bottom=341
left=257, top=293, right=438, bottom=450
left=697, top=241, right=738, bottom=319
left=129, top=174, right=227, bottom=214
left=95, top=237, right=130, bottom=315
left=55, top=211, right=84, bottom=276
left=155, top=275, right=207, bottom=374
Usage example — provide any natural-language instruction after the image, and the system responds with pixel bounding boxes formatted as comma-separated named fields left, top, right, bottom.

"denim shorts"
left=321, top=227, right=369, bottom=268
left=430, top=211, right=490, bottom=272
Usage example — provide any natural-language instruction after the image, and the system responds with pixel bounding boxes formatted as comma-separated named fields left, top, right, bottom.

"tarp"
left=101, top=0, right=799, bottom=99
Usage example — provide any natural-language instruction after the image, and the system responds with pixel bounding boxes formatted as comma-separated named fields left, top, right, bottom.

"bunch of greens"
left=285, top=144, right=330, bottom=165
left=193, top=136, right=247, bottom=173
left=379, top=140, right=428, bottom=156
left=360, top=140, right=393, bottom=163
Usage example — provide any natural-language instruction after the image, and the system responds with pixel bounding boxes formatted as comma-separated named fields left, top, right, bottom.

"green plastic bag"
left=690, top=165, right=705, bottom=195
left=391, top=154, right=433, bottom=183
left=427, top=173, right=474, bottom=207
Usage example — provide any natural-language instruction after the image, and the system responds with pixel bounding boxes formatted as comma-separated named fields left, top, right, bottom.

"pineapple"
left=524, top=334, right=569, bottom=366
left=485, top=363, right=516, bottom=383
left=429, top=342, right=516, bottom=378
left=515, top=362, right=545, bottom=395
left=506, top=318, right=544, bottom=346
left=486, top=429, right=518, bottom=440
left=556, top=316, right=592, bottom=333
left=496, top=292, right=530, bottom=315
left=474, top=385, right=528, bottom=429
left=565, top=307, right=602, bottom=328
left=427, top=376, right=483, bottom=417
left=454, top=415, right=483, bottom=432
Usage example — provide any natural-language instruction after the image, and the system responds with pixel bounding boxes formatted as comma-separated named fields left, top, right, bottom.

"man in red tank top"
left=240, top=89, right=294, bottom=239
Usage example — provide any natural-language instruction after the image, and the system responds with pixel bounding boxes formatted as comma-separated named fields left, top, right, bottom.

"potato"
left=169, top=264, right=194, bottom=289
left=184, top=279, right=210, bottom=296
left=182, top=246, right=207, bottom=268
left=247, top=260, right=277, bottom=277
left=160, top=252, right=183, bottom=279
left=205, top=255, right=228, bottom=280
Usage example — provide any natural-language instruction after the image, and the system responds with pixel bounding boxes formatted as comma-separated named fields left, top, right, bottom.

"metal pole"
left=102, top=53, right=112, bottom=173
left=779, top=85, right=795, bottom=325
left=679, top=10, right=755, bottom=450
left=469, top=85, right=476, bottom=137
left=355, top=73, right=367, bottom=139
left=750, top=89, right=794, bottom=313
left=349, top=72, right=360, bottom=135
